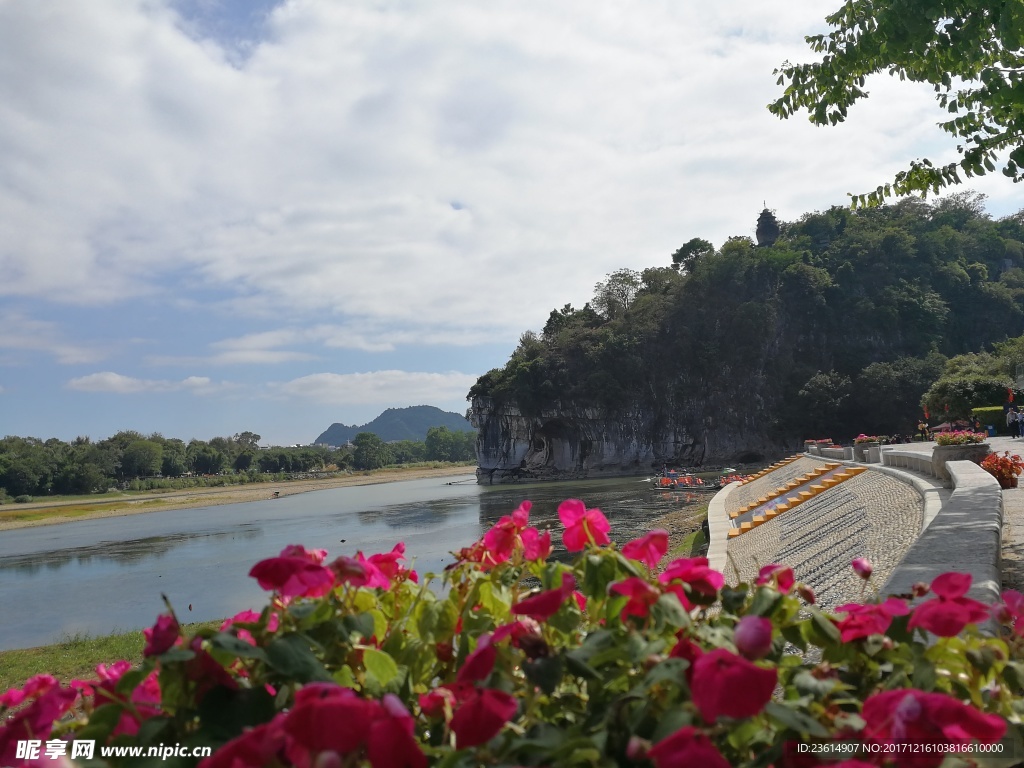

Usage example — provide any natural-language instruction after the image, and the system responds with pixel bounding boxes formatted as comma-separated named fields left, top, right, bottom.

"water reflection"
left=353, top=497, right=474, bottom=528
left=0, top=527, right=262, bottom=575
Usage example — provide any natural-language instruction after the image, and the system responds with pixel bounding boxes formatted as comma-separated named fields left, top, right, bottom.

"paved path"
left=1003, top=487, right=1024, bottom=594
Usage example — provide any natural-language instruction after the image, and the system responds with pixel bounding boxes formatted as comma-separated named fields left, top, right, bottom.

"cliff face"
left=469, top=396, right=782, bottom=484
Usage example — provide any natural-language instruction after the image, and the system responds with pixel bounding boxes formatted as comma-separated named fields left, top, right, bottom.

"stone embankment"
left=708, top=437, right=1017, bottom=612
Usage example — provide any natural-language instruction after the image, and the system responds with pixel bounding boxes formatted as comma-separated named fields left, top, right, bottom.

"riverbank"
left=0, top=464, right=476, bottom=531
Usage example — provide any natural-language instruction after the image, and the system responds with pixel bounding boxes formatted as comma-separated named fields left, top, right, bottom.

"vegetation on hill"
left=470, top=193, right=1024, bottom=444
left=314, top=405, right=473, bottom=445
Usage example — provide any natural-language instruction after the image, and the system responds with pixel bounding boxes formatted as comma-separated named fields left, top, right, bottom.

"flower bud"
left=796, top=584, right=816, bottom=604
left=435, top=641, right=454, bottom=663
left=851, top=557, right=873, bottom=580
left=734, top=615, right=773, bottom=660
left=626, top=736, right=650, bottom=761
left=912, top=581, right=930, bottom=598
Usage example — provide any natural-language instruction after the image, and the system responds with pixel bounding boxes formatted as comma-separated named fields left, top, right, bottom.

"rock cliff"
left=469, top=396, right=781, bottom=484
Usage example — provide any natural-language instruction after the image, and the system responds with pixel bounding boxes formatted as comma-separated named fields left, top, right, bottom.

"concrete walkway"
left=1003, top=487, right=1024, bottom=594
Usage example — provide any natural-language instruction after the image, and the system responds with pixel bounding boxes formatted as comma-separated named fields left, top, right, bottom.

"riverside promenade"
left=707, top=436, right=1024, bottom=611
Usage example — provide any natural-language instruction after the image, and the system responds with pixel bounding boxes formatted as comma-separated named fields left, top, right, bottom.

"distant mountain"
left=313, top=406, right=473, bottom=446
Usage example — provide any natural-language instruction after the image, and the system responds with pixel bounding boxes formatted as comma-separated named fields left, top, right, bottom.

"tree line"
left=0, top=426, right=476, bottom=501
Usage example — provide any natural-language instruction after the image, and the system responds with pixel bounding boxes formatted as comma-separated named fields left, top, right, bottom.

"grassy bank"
left=0, top=622, right=215, bottom=691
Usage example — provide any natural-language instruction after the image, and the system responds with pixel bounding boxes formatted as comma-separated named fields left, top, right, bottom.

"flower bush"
left=853, top=434, right=884, bottom=445
left=980, top=451, right=1024, bottom=486
left=934, top=430, right=988, bottom=446
left=3, top=498, right=1024, bottom=768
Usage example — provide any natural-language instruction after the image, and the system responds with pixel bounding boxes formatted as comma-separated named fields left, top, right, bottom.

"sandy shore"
left=0, top=465, right=477, bottom=532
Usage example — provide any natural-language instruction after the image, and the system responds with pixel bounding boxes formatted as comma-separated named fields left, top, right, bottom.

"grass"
left=0, top=622, right=219, bottom=691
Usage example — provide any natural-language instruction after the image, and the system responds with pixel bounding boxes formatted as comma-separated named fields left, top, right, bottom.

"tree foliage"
left=770, top=0, right=1024, bottom=205
left=470, top=198, right=1024, bottom=442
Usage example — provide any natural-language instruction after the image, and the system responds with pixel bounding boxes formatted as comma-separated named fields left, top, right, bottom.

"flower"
left=756, top=564, right=795, bottom=594
left=143, top=613, right=180, bottom=657
left=557, top=499, right=611, bottom=551
left=851, top=557, right=873, bottom=580
left=908, top=572, right=990, bottom=637
left=689, top=648, right=777, bottom=722
left=0, top=676, right=79, bottom=766
left=449, top=688, right=518, bottom=749
left=935, top=430, right=987, bottom=446
left=249, top=546, right=335, bottom=598
left=610, top=577, right=662, bottom=621
left=861, top=689, right=1005, bottom=767
left=511, top=573, right=577, bottom=621
left=648, top=726, right=730, bottom=768
left=834, top=598, right=909, bottom=642
left=994, top=589, right=1024, bottom=635
left=456, top=635, right=496, bottom=684
left=853, top=434, right=882, bottom=444
left=980, top=451, right=1024, bottom=483
left=658, top=557, right=724, bottom=609
left=734, top=616, right=773, bottom=659
left=621, top=529, right=669, bottom=569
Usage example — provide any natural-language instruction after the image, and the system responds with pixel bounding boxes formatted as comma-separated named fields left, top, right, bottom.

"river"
left=0, top=474, right=710, bottom=650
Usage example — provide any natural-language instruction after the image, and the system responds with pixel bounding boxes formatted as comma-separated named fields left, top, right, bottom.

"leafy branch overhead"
left=769, top=0, right=1024, bottom=206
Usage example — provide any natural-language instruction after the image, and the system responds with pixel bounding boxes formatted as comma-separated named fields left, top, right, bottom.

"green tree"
left=770, top=0, right=1024, bottom=204
left=352, top=432, right=393, bottom=470
left=671, top=238, right=714, bottom=272
left=592, top=268, right=641, bottom=319
left=119, top=440, right=163, bottom=479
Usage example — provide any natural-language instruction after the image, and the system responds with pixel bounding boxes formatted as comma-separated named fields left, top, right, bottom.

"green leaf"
left=765, top=701, right=831, bottom=738
left=650, top=592, right=691, bottom=630
left=210, top=632, right=268, bottom=661
left=265, top=634, right=332, bottom=683
left=363, top=648, right=401, bottom=687
left=342, top=612, right=376, bottom=642
left=196, top=686, right=276, bottom=742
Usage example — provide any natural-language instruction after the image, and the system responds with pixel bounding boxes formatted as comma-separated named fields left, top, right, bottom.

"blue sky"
left=1, top=0, right=1020, bottom=447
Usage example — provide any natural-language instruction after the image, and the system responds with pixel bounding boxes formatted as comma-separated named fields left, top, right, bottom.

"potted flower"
left=853, top=434, right=882, bottom=461
left=981, top=451, right=1024, bottom=489
left=932, top=431, right=990, bottom=483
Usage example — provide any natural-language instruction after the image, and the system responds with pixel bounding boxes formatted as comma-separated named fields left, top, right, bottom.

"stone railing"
left=882, top=459, right=1002, bottom=614
left=880, top=448, right=934, bottom=477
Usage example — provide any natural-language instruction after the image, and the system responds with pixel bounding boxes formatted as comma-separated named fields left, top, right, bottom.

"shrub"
left=972, top=406, right=1006, bottom=431
left=2, top=502, right=1022, bottom=768
left=853, top=434, right=885, bottom=444
left=980, top=451, right=1024, bottom=485
left=12, top=495, right=32, bottom=503
left=935, top=430, right=987, bottom=445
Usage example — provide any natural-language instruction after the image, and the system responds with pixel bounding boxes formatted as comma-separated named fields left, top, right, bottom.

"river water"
left=0, top=475, right=710, bottom=650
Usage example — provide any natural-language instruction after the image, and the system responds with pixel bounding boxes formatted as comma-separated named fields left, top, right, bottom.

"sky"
left=1, top=0, right=1020, bottom=447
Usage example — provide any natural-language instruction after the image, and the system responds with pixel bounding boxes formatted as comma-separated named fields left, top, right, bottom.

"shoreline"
left=0, top=465, right=477, bottom=532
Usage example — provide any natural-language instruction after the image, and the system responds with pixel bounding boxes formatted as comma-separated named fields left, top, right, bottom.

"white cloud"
left=0, top=312, right=107, bottom=365
left=272, top=370, right=478, bottom=405
left=67, top=372, right=235, bottom=395
left=2, top=0, right=1008, bottom=356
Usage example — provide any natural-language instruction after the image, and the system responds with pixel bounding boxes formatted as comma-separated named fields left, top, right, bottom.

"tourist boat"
left=651, top=469, right=749, bottom=490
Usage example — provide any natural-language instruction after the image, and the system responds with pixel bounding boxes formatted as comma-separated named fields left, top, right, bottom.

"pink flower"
left=610, top=577, right=661, bottom=621
left=648, top=726, right=730, bottom=768
left=851, top=557, right=873, bottom=580
left=279, top=544, right=328, bottom=564
left=756, top=564, right=795, bottom=594
left=834, top=598, right=909, bottom=643
left=622, top=530, right=669, bottom=569
left=250, top=547, right=334, bottom=599
left=457, top=635, right=496, bottom=684
left=734, top=616, right=773, bottom=660
left=520, top=526, right=552, bottom=561
left=861, top=689, right=1006, bottom=768
left=511, top=573, right=577, bottom=621
left=669, top=634, right=704, bottom=682
left=0, top=676, right=79, bottom=765
left=690, top=648, right=777, bottom=722
left=994, top=589, right=1024, bottom=635
left=284, top=685, right=378, bottom=755
left=143, top=613, right=180, bottom=657
left=366, top=694, right=427, bottom=768
left=199, top=715, right=288, bottom=768
left=908, top=572, right=990, bottom=637
left=558, top=499, right=611, bottom=551
left=658, top=557, right=724, bottom=609
left=449, top=688, right=518, bottom=749
left=219, top=609, right=280, bottom=646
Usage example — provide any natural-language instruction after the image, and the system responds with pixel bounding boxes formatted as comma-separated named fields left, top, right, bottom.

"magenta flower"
left=994, top=589, right=1024, bottom=635
left=558, top=499, right=611, bottom=551
left=690, top=648, right=777, bottom=722
left=621, top=529, right=669, bottom=569
left=0, top=676, right=81, bottom=766
left=834, top=597, right=909, bottom=642
left=755, top=563, right=795, bottom=594
left=143, top=613, right=181, bottom=657
left=199, top=715, right=288, bottom=768
left=851, top=557, right=873, bottom=580
left=658, top=557, right=724, bottom=609
left=520, top=526, right=552, bottom=561
left=861, top=689, right=1006, bottom=768
left=511, top=573, right=577, bottom=621
left=610, top=577, right=662, bottom=621
left=908, top=572, right=990, bottom=637
left=456, top=634, right=496, bottom=684
left=249, top=547, right=335, bottom=599
left=449, top=688, right=518, bottom=749
left=733, top=615, right=773, bottom=660
left=279, top=544, right=328, bottom=564
left=367, top=694, right=427, bottom=768
left=648, top=726, right=730, bottom=768
left=284, top=685, right=378, bottom=755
